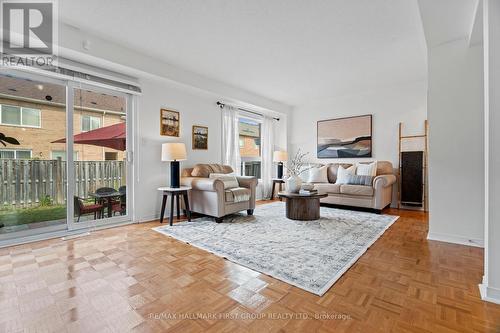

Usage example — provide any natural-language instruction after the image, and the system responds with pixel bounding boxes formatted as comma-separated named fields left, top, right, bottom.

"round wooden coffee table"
left=277, top=192, right=328, bottom=221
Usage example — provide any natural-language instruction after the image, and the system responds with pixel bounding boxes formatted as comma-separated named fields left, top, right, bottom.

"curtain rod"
left=216, top=101, right=280, bottom=121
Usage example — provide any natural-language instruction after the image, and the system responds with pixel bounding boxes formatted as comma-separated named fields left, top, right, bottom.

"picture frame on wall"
left=317, top=114, right=372, bottom=158
left=160, top=109, right=180, bottom=137
left=192, top=125, right=208, bottom=150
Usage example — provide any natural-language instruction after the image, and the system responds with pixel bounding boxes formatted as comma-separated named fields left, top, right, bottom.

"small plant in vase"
left=283, top=149, right=313, bottom=193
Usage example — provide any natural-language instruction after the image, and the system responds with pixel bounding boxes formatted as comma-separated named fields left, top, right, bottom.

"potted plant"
left=283, top=149, right=313, bottom=193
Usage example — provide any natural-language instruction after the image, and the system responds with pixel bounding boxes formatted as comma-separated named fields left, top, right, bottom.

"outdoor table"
left=89, top=191, right=122, bottom=218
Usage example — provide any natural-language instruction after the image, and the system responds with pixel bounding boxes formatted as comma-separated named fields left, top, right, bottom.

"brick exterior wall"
left=0, top=97, right=125, bottom=161
left=240, top=136, right=260, bottom=157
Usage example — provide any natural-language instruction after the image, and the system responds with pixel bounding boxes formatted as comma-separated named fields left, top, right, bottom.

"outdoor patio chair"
left=74, top=196, right=104, bottom=222
left=118, top=185, right=126, bottom=214
left=111, top=202, right=125, bottom=216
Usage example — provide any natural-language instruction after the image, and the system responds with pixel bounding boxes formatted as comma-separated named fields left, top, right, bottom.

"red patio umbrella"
left=52, top=122, right=126, bottom=151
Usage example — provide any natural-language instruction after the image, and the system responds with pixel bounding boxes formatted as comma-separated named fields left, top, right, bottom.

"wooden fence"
left=0, top=159, right=126, bottom=209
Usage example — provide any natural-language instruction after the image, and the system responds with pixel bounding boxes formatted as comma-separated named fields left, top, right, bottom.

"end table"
left=158, top=186, right=192, bottom=226
left=271, top=178, right=286, bottom=200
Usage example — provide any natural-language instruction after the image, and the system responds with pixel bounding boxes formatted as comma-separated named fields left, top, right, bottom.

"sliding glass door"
left=68, top=83, right=131, bottom=230
left=0, top=72, right=68, bottom=237
left=0, top=69, right=133, bottom=242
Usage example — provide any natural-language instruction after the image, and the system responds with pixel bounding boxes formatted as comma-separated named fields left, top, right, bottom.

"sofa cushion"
left=335, top=165, right=357, bottom=184
left=191, top=164, right=233, bottom=177
left=307, top=165, right=329, bottom=183
left=356, top=162, right=377, bottom=177
left=313, top=183, right=341, bottom=194
left=225, top=187, right=251, bottom=203
left=327, top=163, right=354, bottom=183
left=209, top=173, right=239, bottom=189
left=340, top=184, right=374, bottom=196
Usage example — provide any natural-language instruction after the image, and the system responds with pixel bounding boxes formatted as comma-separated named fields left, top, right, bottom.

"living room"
left=0, top=1, right=499, bottom=332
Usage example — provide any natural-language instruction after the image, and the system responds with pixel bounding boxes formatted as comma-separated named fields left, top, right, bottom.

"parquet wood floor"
left=0, top=202, right=499, bottom=333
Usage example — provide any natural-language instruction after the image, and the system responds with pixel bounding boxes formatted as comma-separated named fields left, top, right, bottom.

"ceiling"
left=59, top=0, right=428, bottom=106
left=417, top=0, right=480, bottom=48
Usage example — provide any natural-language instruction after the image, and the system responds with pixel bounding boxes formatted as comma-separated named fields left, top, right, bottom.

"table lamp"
left=273, top=151, right=288, bottom=179
left=161, top=143, right=187, bottom=188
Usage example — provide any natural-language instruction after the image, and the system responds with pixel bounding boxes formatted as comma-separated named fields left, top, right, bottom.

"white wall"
left=427, top=39, right=484, bottom=247
left=133, top=77, right=290, bottom=222
left=288, top=80, right=427, bottom=172
left=482, top=0, right=500, bottom=304
left=133, top=77, right=224, bottom=222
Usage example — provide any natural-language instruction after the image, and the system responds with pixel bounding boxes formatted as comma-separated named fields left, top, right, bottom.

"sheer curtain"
left=260, top=115, right=275, bottom=199
left=221, top=106, right=241, bottom=175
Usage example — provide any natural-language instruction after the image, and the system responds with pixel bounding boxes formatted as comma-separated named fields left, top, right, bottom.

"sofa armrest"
left=373, top=174, right=396, bottom=190
left=181, top=177, right=225, bottom=193
left=236, top=176, right=258, bottom=189
left=236, top=176, right=257, bottom=209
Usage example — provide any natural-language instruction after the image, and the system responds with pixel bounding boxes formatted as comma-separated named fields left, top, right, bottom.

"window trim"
left=0, top=149, right=33, bottom=159
left=0, top=104, right=42, bottom=128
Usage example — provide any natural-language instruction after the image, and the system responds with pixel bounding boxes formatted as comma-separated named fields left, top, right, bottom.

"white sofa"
left=304, top=161, right=396, bottom=213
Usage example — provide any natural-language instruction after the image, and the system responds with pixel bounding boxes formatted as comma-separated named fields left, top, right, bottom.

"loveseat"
left=304, top=161, right=396, bottom=213
left=180, top=164, right=258, bottom=222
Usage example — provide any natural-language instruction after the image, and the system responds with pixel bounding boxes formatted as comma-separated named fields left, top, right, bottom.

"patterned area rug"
left=153, top=202, right=398, bottom=296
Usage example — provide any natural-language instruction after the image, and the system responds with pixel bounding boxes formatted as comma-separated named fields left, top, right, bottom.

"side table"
left=158, top=186, right=192, bottom=226
left=271, top=178, right=286, bottom=200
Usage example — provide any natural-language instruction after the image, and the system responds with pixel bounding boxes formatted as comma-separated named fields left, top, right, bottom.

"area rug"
left=153, top=202, right=398, bottom=296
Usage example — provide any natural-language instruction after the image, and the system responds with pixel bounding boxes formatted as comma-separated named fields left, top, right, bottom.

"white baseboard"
left=427, top=232, right=484, bottom=248
left=135, top=214, right=159, bottom=223
left=479, top=283, right=500, bottom=305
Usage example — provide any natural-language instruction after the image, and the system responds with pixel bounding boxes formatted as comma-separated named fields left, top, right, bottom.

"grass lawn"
left=0, top=205, right=66, bottom=227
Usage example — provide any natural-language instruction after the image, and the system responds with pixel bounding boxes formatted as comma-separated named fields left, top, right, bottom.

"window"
left=0, top=149, right=32, bottom=159
left=0, top=104, right=41, bottom=127
left=81, top=115, right=101, bottom=132
left=239, top=117, right=262, bottom=179
left=22, top=108, right=41, bottom=127
left=104, top=152, right=118, bottom=160
left=51, top=150, right=78, bottom=161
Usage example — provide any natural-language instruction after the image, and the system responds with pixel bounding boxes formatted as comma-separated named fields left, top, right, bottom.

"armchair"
left=181, top=164, right=258, bottom=223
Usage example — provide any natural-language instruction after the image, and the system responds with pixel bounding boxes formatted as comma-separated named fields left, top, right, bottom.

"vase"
left=285, top=175, right=302, bottom=193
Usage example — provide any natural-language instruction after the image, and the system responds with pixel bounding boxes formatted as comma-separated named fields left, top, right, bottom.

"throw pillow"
left=209, top=173, right=239, bottom=189
left=307, top=165, right=329, bottom=183
left=356, top=162, right=377, bottom=177
left=335, top=165, right=356, bottom=184
left=346, top=174, right=374, bottom=186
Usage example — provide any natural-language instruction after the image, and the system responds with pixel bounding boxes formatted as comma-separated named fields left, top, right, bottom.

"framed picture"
left=317, top=114, right=372, bottom=158
left=160, top=109, right=180, bottom=137
left=192, top=125, right=208, bottom=150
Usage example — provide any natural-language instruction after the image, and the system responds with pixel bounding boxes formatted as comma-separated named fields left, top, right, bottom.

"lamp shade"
left=273, top=150, right=288, bottom=162
left=161, top=143, right=187, bottom=161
